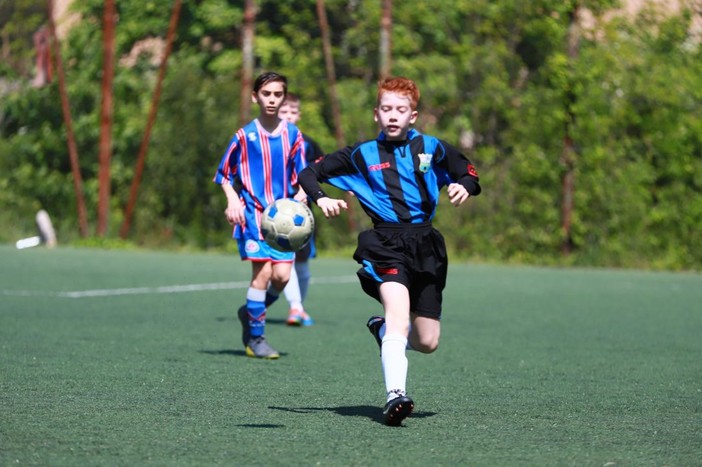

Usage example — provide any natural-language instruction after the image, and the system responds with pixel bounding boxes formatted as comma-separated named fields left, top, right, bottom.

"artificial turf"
left=1, top=245, right=700, bottom=466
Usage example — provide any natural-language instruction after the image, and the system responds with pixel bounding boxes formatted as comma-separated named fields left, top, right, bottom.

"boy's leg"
left=265, top=258, right=290, bottom=307
left=408, top=314, right=441, bottom=353
left=379, top=282, right=411, bottom=398
left=377, top=281, right=414, bottom=425
left=245, top=287, right=267, bottom=338
left=283, top=262, right=314, bottom=326
left=295, top=260, right=311, bottom=302
left=242, top=261, right=279, bottom=359
left=283, top=264, right=303, bottom=310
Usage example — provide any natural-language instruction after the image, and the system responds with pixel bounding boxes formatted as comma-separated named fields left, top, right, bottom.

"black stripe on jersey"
left=378, top=141, right=411, bottom=222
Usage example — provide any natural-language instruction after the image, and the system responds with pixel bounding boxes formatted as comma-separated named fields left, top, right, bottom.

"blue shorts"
left=236, top=237, right=294, bottom=262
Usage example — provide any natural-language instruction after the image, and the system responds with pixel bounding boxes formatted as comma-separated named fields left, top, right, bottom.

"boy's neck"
left=257, top=115, right=281, bottom=133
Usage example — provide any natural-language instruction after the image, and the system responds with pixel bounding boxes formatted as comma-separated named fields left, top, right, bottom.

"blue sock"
left=246, top=288, right=267, bottom=337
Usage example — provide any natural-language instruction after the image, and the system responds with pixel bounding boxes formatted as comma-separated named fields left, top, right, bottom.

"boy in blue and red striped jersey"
left=213, top=71, right=308, bottom=359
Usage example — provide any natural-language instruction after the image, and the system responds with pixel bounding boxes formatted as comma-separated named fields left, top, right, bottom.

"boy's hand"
left=447, top=183, right=469, bottom=206
left=293, top=189, right=308, bottom=204
left=224, top=198, right=245, bottom=226
left=316, top=197, right=348, bottom=218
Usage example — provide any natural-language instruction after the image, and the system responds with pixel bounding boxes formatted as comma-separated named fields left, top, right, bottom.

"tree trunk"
left=120, top=0, right=182, bottom=239
left=316, top=0, right=358, bottom=232
left=46, top=0, right=89, bottom=237
left=379, top=0, right=392, bottom=79
left=96, top=0, right=117, bottom=236
left=560, top=4, right=580, bottom=255
left=239, top=0, right=256, bottom=127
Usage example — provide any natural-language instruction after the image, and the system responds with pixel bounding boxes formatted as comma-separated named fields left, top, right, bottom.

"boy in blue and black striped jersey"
left=299, top=77, right=481, bottom=426
left=213, top=72, right=309, bottom=359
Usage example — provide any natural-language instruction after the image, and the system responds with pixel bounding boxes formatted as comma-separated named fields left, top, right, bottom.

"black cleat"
left=238, top=305, right=250, bottom=347
left=383, top=395, right=414, bottom=426
left=366, top=316, right=384, bottom=350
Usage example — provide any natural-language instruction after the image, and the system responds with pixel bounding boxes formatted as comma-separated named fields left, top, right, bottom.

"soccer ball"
left=261, top=198, right=315, bottom=252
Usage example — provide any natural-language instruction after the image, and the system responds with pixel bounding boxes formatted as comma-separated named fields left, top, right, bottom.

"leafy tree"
left=1, top=0, right=700, bottom=270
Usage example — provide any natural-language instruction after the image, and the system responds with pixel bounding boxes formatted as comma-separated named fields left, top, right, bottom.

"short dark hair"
left=253, top=71, right=288, bottom=94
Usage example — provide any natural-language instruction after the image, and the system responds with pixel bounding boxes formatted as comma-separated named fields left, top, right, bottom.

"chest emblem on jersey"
left=247, top=132, right=258, bottom=142
left=418, top=153, right=433, bottom=173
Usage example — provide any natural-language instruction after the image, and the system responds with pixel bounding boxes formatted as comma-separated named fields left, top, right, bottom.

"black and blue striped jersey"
left=299, top=129, right=481, bottom=225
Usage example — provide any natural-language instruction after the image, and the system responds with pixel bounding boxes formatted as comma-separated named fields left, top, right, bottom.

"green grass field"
left=1, top=245, right=701, bottom=466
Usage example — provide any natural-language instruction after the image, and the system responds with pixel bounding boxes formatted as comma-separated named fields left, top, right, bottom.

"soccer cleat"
left=366, top=316, right=384, bottom=350
left=237, top=305, right=250, bottom=347
left=383, top=394, right=414, bottom=426
left=287, top=308, right=314, bottom=327
left=245, top=336, right=280, bottom=359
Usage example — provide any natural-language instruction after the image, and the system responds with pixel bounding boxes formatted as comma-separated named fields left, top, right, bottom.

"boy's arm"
left=221, top=182, right=245, bottom=225
left=298, top=148, right=355, bottom=218
left=439, top=140, right=481, bottom=197
left=213, top=133, right=244, bottom=224
left=298, top=166, right=347, bottom=218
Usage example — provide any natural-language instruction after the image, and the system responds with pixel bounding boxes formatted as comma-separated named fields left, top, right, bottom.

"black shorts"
left=353, top=222, right=448, bottom=318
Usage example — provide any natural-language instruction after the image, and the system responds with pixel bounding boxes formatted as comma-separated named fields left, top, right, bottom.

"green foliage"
left=0, top=0, right=47, bottom=75
left=0, top=0, right=701, bottom=270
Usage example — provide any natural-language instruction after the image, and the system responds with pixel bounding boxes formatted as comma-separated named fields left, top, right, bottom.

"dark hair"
left=253, top=71, right=288, bottom=94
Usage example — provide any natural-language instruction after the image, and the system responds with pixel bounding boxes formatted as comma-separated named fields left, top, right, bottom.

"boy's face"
left=252, top=81, right=287, bottom=118
left=278, top=102, right=301, bottom=124
left=374, top=91, right=418, bottom=141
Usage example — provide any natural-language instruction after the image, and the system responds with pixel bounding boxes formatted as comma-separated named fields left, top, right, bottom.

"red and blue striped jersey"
left=214, top=118, right=307, bottom=238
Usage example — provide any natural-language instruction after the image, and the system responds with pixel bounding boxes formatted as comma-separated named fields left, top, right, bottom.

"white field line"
left=1, top=275, right=357, bottom=299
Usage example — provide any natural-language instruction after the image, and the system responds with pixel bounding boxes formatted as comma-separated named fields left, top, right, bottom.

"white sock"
left=381, top=333, right=408, bottom=401
left=295, top=261, right=311, bottom=301
left=378, top=321, right=414, bottom=351
left=283, top=265, right=303, bottom=310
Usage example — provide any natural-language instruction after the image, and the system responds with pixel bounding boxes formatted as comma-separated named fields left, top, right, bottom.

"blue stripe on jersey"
left=325, top=130, right=447, bottom=223
left=324, top=151, right=385, bottom=216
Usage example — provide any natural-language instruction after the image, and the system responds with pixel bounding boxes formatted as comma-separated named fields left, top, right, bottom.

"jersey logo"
left=376, top=266, right=399, bottom=275
left=467, top=164, right=478, bottom=177
left=247, top=132, right=258, bottom=142
left=245, top=239, right=260, bottom=253
left=368, top=161, right=391, bottom=171
left=418, top=153, right=433, bottom=173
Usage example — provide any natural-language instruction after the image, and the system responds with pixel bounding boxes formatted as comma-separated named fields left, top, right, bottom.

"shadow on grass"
left=235, top=423, right=285, bottom=428
left=199, top=349, right=289, bottom=358
left=268, top=405, right=437, bottom=425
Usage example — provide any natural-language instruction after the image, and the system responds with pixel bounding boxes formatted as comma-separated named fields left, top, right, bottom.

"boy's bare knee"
left=412, top=335, right=439, bottom=354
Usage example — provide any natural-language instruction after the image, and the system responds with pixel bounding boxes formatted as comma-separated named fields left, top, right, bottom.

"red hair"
left=377, top=77, right=420, bottom=110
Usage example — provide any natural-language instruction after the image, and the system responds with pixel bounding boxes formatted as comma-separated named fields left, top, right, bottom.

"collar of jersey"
left=377, top=128, right=419, bottom=142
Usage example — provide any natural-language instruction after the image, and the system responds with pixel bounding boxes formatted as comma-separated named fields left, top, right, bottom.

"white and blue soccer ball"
left=261, top=198, right=315, bottom=252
